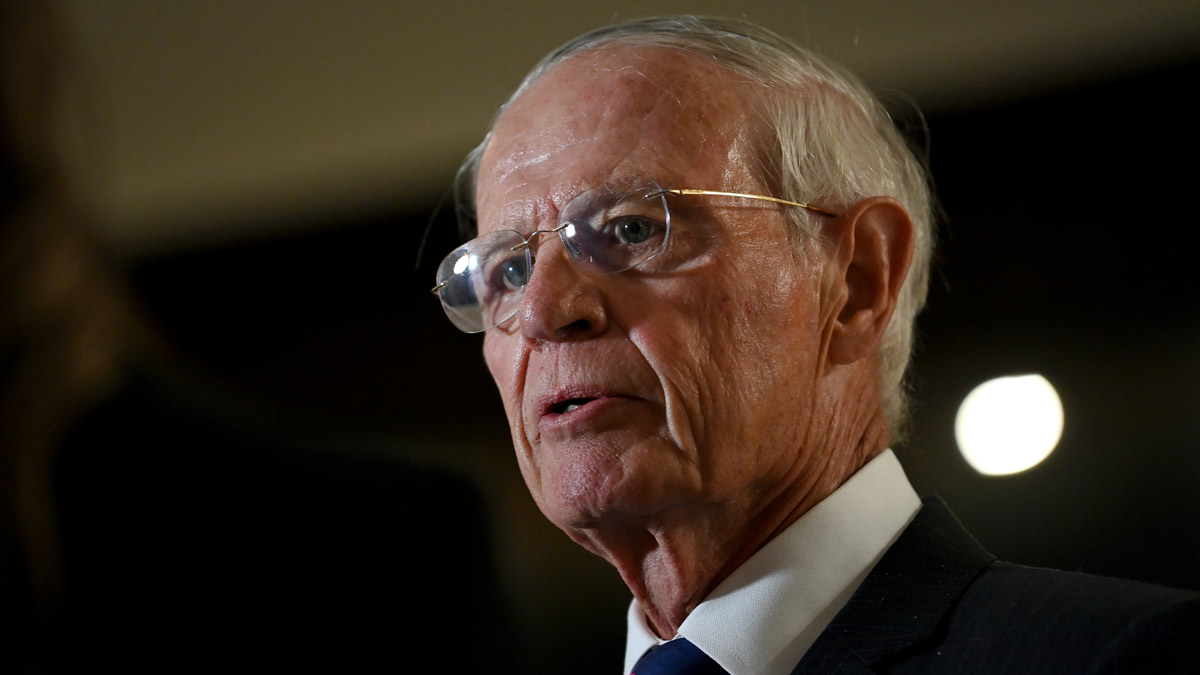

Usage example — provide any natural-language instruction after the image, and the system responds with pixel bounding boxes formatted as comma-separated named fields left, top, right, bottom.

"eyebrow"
left=480, top=175, right=669, bottom=230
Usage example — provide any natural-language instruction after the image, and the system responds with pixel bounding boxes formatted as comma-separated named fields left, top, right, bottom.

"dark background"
left=6, top=3, right=1198, bottom=673
left=113, top=56, right=1199, bottom=673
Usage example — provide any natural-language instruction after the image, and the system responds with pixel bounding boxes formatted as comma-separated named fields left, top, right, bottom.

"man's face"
left=476, top=48, right=840, bottom=545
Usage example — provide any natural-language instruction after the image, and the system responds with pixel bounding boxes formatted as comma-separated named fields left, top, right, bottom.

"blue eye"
left=612, top=216, right=659, bottom=245
left=552, top=186, right=672, bottom=275
left=491, top=255, right=530, bottom=291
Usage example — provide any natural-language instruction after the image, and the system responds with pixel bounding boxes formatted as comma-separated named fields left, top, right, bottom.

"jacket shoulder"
left=918, top=562, right=1200, bottom=673
left=798, top=498, right=1200, bottom=674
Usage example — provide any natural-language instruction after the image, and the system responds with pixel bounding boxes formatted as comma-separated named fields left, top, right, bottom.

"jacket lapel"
left=791, top=497, right=995, bottom=673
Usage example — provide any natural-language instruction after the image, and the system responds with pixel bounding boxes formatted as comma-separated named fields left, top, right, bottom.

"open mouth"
left=550, top=397, right=598, bottom=414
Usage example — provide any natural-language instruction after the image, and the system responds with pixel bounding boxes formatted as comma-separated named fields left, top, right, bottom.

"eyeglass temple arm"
left=660, top=189, right=838, bottom=217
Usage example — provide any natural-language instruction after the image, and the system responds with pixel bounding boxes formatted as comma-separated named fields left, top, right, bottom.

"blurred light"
left=955, top=374, right=1064, bottom=476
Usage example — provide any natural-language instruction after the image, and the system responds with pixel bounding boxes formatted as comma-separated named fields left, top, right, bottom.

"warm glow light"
left=955, top=374, right=1064, bottom=476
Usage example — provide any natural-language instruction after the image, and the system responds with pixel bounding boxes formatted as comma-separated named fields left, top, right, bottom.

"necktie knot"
left=630, top=638, right=727, bottom=675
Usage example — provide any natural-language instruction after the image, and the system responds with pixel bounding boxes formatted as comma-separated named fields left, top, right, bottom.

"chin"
left=534, top=441, right=691, bottom=532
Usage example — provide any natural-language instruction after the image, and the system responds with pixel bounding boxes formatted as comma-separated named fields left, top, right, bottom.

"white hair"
left=456, top=16, right=936, bottom=437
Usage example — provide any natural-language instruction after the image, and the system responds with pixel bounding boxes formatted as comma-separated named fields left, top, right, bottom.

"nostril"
left=557, top=318, right=592, bottom=336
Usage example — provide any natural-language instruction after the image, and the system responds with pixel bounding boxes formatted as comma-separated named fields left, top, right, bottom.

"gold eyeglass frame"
left=655, top=188, right=838, bottom=217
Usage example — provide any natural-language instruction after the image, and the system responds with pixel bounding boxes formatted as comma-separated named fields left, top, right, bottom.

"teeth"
left=563, top=403, right=583, bottom=413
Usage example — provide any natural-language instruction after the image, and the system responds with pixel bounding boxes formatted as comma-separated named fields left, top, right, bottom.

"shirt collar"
left=624, top=449, right=920, bottom=675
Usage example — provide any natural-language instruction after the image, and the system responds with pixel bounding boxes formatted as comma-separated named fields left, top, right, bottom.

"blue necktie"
left=631, top=638, right=728, bottom=675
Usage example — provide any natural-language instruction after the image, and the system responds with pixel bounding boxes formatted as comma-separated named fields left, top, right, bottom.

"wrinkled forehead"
left=475, top=47, right=764, bottom=230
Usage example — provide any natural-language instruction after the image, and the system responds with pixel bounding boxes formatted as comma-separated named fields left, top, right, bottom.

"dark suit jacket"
left=794, top=498, right=1200, bottom=673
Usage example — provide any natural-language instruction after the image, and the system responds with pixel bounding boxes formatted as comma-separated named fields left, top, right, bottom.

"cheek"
left=625, top=273, right=758, bottom=453
left=683, top=256, right=823, bottom=449
left=484, top=333, right=547, bottom=492
left=483, top=334, right=523, bottom=420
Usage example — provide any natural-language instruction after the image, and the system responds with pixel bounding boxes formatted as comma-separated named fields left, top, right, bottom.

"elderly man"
left=431, top=16, right=1197, bottom=675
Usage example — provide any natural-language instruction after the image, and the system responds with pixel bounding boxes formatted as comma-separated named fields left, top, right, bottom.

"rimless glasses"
left=431, top=186, right=837, bottom=333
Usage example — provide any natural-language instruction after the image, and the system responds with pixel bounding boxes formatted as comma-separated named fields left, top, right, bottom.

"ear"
left=823, top=196, right=915, bottom=366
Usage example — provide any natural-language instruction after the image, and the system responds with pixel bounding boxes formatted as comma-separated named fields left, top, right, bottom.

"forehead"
left=476, top=47, right=763, bottom=226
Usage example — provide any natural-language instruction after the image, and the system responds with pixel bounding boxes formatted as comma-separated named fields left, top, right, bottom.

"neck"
left=576, top=375, right=890, bottom=638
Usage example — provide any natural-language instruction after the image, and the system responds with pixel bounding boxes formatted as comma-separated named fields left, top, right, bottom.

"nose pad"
left=525, top=223, right=579, bottom=261
left=563, top=237, right=582, bottom=259
left=557, top=226, right=584, bottom=260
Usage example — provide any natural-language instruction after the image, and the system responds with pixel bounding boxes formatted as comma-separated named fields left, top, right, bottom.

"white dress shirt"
left=624, top=449, right=921, bottom=675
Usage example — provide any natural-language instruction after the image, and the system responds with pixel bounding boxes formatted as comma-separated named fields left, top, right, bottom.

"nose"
left=517, top=234, right=608, bottom=342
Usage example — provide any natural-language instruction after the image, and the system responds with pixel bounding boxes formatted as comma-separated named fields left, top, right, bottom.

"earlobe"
left=825, top=196, right=915, bottom=366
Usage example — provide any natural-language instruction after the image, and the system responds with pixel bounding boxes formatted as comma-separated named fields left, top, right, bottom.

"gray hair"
left=456, top=16, right=935, bottom=438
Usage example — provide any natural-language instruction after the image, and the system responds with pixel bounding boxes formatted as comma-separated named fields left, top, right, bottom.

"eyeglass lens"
left=434, top=186, right=671, bottom=333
